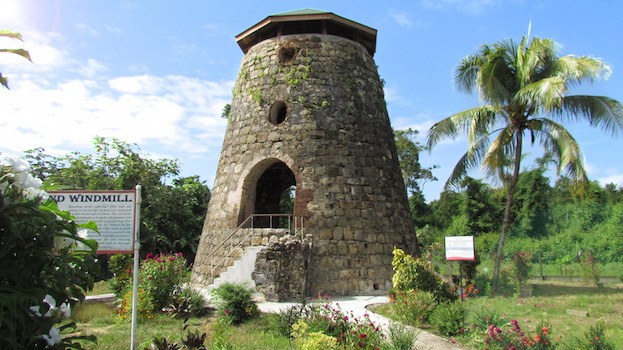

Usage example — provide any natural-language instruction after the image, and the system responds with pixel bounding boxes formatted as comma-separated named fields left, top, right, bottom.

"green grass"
left=88, top=280, right=115, bottom=295
left=371, top=280, right=623, bottom=349
left=71, top=303, right=292, bottom=350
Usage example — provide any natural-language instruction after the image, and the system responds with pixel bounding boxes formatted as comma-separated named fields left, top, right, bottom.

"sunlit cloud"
left=1, top=28, right=233, bottom=167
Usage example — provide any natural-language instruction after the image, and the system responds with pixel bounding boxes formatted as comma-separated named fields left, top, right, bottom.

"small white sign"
left=445, top=236, right=475, bottom=261
left=49, top=190, right=137, bottom=254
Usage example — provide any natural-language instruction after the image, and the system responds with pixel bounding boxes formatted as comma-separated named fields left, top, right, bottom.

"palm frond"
left=531, top=118, right=588, bottom=183
left=455, top=53, right=484, bottom=93
left=426, top=106, right=499, bottom=148
left=557, top=95, right=623, bottom=136
left=554, top=55, right=611, bottom=86
left=479, top=46, right=515, bottom=104
left=445, top=136, right=491, bottom=189
left=514, top=76, right=566, bottom=113
left=481, top=126, right=516, bottom=179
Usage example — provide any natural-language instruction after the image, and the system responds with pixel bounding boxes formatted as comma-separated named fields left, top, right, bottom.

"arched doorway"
left=238, top=159, right=296, bottom=228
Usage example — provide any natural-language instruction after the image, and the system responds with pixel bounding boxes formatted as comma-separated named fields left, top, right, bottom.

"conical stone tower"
left=191, top=9, right=418, bottom=298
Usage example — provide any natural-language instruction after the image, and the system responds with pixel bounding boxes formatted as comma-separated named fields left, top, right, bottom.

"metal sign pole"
left=130, top=185, right=142, bottom=350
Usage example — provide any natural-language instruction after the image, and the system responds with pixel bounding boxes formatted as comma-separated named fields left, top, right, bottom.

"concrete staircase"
left=198, top=245, right=266, bottom=300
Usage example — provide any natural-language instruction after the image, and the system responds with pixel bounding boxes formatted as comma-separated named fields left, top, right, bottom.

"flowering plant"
left=305, top=294, right=384, bottom=349
left=0, top=157, right=100, bottom=349
left=141, top=252, right=187, bottom=310
left=480, top=319, right=555, bottom=350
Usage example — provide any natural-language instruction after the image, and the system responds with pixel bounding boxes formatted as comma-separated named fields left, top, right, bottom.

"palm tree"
left=427, top=35, right=623, bottom=293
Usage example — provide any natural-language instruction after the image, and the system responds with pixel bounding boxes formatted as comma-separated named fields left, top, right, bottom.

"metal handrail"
left=207, top=214, right=304, bottom=284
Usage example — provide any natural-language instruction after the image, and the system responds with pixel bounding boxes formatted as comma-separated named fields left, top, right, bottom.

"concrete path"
left=257, top=295, right=466, bottom=350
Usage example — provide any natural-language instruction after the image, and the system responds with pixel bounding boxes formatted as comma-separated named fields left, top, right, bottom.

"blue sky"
left=1, top=0, right=622, bottom=201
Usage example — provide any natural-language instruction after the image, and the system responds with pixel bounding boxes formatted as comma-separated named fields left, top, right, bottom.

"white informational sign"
left=48, top=190, right=137, bottom=254
left=445, top=236, right=475, bottom=261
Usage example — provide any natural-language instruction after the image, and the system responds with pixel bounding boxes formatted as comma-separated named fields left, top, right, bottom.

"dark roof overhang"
left=236, top=9, right=377, bottom=56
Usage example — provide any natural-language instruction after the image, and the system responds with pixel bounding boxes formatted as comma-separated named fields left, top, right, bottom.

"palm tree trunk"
left=492, top=131, right=523, bottom=294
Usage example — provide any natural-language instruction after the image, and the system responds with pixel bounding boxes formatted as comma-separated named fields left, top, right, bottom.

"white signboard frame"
left=48, top=190, right=137, bottom=254
left=445, top=236, right=475, bottom=261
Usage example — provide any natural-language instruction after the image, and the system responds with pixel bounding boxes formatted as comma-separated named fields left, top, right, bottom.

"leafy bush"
left=275, top=300, right=313, bottom=338
left=282, top=294, right=385, bottom=350
left=0, top=157, right=99, bottom=349
left=475, top=319, right=555, bottom=350
left=565, top=320, right=614, bottom=350
left=144, top=318, right=208, bottom=350
left=291, top=320, right=340, bottom=350
left=469, top=307, right=508, bottom=331
left=108, top=253, right=133, bottom=295
left=385, top=322, right=418, bottom=350
left=390, top=289, right=437, bottom=326
left=511, top=251, right=532, bottom=287
left=117, top=287, right=155, bottom=322
left=166, top=286, right=207, bottom=318
left=429, top=301, right=466, bottom=336
left=141, top=253, right=187, bottom=310
left=391, top=247, right=456, bottom=303
left=210, top=283, right=259, bottom=324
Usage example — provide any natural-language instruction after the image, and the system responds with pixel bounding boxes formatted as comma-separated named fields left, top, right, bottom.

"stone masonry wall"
left=192, top=33, right=417, bottom=296
left=253, top=235, right=312, bottom=302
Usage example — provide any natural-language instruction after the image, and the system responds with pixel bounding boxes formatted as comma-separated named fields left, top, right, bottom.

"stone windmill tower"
left=191, top=9, right=417, bottom=299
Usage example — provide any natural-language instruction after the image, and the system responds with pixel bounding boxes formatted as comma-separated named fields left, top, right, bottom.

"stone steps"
left=207, top=245, right=266, bottom=294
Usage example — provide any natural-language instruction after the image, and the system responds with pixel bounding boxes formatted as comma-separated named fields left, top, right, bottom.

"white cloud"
left=74, top=22, right=100, bottom=36
left=598, top=174, right=623, bottom=187
left=109, top=75, right=165, bottom=94
left=1, top=53, right=233, bottom=165
left=78, top=59, right=109, bottom=78
left=389, top=10, right=413, bottom=28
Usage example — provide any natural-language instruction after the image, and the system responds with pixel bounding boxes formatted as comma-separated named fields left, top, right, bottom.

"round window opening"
left=278, top=47, right=297, bottom=65
left=269, top=101, right=287, bottom=125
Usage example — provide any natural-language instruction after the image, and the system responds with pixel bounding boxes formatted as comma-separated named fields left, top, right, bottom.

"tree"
left=511, top=168, right=552, bottom=237
left=24, top=138, right=210, bottom=262
left=426, top=35, right=623, bottom=293
left=1, top=30, right=31, bottom=89
left=394, top=128, right=437, bottom=195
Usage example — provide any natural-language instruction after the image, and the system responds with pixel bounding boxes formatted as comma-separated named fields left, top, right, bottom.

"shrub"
left=275, top=300, right=313, bottom=338
left=117, top=287, right=155, bottom=322
left=390, top=289, right=437, bottom=326
left=166, top=286, right=207, bottom=318
left=385, top=322, right=419, bottom=350
left=477, top=319, right=555, bottom=350
left=391, top=247, right=456, bottom=303
left=141, top=252, right=188, bottom=310
left=108, top=253, right=133, bottom=295
left=511, top=251, right=533, bottom=288
left=210, top=283, right=259, bottom=324
left=341, top=312, right=384, bottom=350
left=291, top=320, right=340, bottom=350
left=288, top=295, right=385, bottom=350
left=0, top=157, right=99, bottom=349
left=565, top=320, right=614, bottom=350
left=470, top=307, right=508, bottom=331
left=429, top=301, right=466, bottom=336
